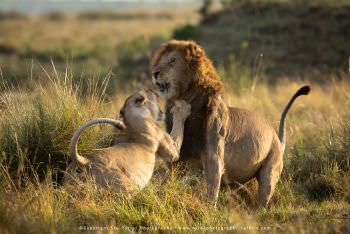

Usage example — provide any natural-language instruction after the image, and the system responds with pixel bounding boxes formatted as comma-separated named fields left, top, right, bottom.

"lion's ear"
left=186, top=43, right=204, bottom=62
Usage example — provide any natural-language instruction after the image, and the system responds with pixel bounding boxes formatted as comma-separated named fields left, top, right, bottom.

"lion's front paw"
left=171, top=100, right=191, bottom=121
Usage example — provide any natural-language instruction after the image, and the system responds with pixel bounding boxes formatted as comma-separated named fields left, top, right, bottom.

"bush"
left=0, top=11, right=26, bottom=20
left=45, top=12, right=65, bottom=21
left=172, top=24, right=200, bottom=40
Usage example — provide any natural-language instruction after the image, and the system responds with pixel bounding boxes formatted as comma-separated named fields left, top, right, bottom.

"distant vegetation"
left=0, top=11, right=27, bottom=20
left=193, top=0, right=350, bottom=80
left=0, top=7, right=198, bottom=92
left=78, top=11, right=173, bottom=20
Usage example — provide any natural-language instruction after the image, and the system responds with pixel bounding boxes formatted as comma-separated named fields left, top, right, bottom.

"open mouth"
left=155, top=82, right=170, bottom=93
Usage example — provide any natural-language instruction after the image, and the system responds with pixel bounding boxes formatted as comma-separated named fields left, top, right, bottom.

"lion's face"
left=151, top=40, right=223, bottom=102
left=151, top=50, right=189, bottom=101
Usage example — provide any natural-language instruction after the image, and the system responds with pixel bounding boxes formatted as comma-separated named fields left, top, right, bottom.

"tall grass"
left=0, top=66, right=349, bottom=232
left=0, top=67, right=120, bottom=184
left=0, top=65, right=253, bottom=233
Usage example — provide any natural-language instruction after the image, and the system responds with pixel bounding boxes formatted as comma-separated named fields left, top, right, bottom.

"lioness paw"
left=171, top=100, right=191, bottom=120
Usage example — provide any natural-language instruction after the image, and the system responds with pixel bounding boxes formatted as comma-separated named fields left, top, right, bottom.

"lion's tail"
left=69, top=118, right=126, bottom=166
left=278, top=85, right=310, bottom=152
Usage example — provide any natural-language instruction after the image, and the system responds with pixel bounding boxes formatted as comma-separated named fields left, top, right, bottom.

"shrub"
left=0, top=11, right=26, bottom=20
left=45, top=12, right=65, bottom=21
left=172, top=24, right=200, bottom=40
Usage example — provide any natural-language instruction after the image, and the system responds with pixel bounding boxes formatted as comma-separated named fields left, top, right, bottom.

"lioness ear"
left=135, top=94, right=147, bottom=106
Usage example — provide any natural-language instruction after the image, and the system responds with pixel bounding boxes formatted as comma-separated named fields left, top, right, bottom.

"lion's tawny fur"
left=151, top=40, right=310, bottom=207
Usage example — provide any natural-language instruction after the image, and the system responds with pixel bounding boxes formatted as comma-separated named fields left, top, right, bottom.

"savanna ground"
left=0, top=0, right=349, bottom=233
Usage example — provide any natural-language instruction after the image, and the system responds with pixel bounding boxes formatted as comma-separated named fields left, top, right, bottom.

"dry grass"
left=0, top=67, right=348, bottom=233
left=0, top=7, right=198, bottom=51
left=0, top=6, right=199, bottom=85
left=224, top=79, right=349, bottom=146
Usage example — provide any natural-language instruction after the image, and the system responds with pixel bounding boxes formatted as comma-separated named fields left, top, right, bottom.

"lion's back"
left=227, top=107, right=274, bottom=138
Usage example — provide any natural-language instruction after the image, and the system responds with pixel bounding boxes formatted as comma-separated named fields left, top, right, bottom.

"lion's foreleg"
left=202, top=155, right=224, bottom=205
left=202, top=126, right=225, bottom=205
left=202, top=97, right=228, bottom=205
left=169, top=100, right=191, bottom=153
left=169, top=116, right=187, bottom=154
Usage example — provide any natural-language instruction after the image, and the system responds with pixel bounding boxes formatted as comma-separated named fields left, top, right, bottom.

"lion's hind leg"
left=257, top=139, right=283, bottom=207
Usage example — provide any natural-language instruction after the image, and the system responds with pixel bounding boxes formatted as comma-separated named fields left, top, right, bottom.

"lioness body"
left=151, top=40, right=309, bottom=206
left=79, top=142, right=157, bottom=189
left=64, top=90, right=191, bottom=191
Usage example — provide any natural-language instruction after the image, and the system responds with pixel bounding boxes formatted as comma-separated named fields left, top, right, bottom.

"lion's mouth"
left=156, top=82, right=170, bottom=93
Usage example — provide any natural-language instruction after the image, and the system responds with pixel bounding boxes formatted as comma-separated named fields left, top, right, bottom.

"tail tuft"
left=296, top=85, right=311, bottom=96
left=278, top=85, right=311, bottom=152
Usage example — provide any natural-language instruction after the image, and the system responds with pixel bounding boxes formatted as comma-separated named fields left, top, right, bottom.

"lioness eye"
left=169, top=58, right=176, bottom=64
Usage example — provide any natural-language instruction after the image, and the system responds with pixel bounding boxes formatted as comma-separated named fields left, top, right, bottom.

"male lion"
left=64, top=90, right=191, bottom=191
left=151, top=40, right=310, bottom=207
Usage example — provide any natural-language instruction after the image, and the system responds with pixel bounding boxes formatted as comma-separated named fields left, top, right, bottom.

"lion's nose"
left=153, top=71, right=160, bottom=80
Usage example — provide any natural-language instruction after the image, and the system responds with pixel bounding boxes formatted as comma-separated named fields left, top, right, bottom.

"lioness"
left=64, top=90, right=191, bottom=191
left=151, top=40, right=310, bottom=207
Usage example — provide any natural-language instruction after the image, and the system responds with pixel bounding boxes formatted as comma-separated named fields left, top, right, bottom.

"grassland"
left=0, top=7, right=198, bottom=91
left=0, top=1, right=349, bottom=233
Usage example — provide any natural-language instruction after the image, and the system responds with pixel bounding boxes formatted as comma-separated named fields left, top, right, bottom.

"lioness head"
left=151, top=40, right=223, bottom=101
left=120, top=90, right=164, bottom=123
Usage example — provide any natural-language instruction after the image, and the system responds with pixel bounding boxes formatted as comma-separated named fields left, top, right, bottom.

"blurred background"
left=0, top=0, right=200, bottom=93
left=0, top=0, right=349, bottom=93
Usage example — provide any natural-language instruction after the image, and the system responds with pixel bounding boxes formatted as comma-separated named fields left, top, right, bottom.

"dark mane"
left=151, top=40, right=224, bottom=95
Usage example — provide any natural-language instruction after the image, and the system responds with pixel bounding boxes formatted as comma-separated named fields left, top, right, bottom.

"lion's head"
left=150, top=40, right=223, bottom=101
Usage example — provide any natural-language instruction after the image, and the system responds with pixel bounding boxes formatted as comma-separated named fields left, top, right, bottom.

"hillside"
left=177, top=1, right=350, bottom=81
